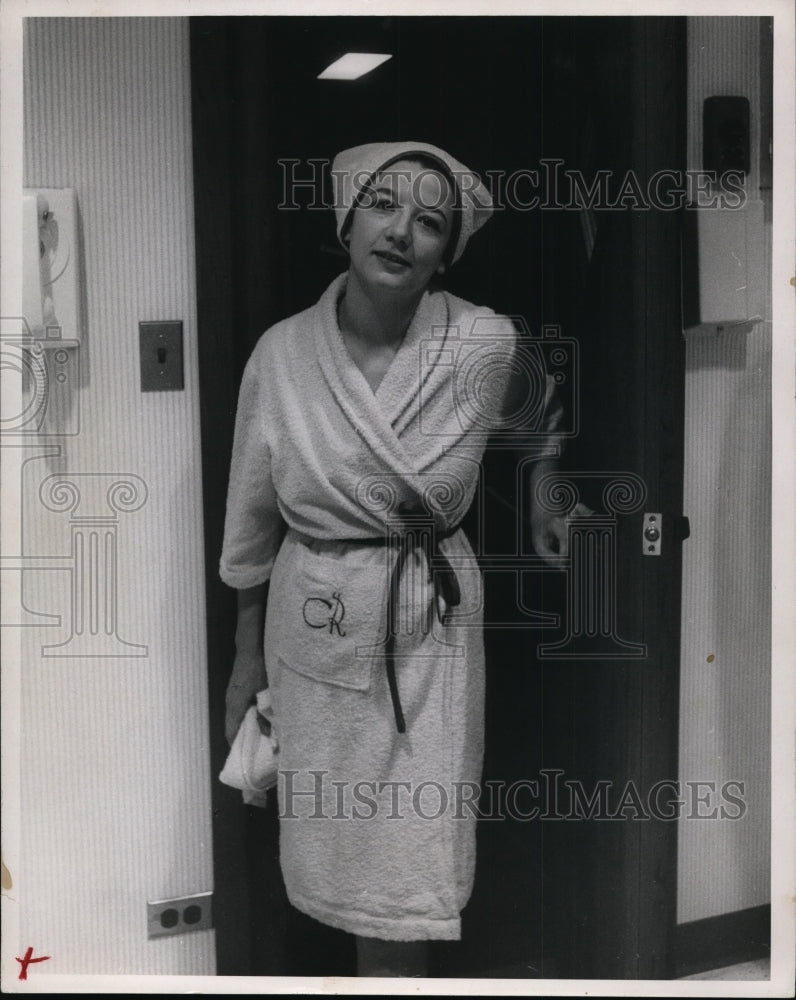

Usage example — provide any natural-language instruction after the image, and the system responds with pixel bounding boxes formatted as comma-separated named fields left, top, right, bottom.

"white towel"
left=219, top=689, right=279, bottom=808
left=331, top=140, right=494, bottom=264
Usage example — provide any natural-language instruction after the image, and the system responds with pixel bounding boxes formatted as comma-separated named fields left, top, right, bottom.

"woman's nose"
left=385, top=210, right=411, bottom=245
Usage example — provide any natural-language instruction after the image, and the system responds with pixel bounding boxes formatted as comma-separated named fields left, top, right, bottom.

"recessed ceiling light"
left=317, top=53, right=392, bottom=81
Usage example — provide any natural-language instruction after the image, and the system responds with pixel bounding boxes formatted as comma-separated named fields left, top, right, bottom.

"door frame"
left=190, top=20, right=266, bottom=974
left=626, top=16, right=686, bottom=977
left=189, top=14, right=686, bottom=979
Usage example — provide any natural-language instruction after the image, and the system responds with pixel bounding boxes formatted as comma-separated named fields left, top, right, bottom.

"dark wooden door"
left=191, top=15, right=686, bottom=979
left=532, top=17, right=687, bottom=978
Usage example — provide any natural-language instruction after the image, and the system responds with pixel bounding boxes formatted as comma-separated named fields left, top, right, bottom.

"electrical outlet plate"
left=147, top=891, right=213, bottom=939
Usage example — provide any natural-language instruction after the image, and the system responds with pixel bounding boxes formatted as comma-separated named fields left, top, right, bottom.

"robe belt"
left=352, top=521, right=462, bottom=734
left=293, top=520, right=463, bottom=733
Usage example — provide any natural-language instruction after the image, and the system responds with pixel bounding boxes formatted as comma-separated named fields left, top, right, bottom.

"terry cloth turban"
left=332, top=141, right=494, bottom=264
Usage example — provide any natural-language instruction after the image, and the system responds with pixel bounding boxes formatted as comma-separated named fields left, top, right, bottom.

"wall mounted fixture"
left=681, top=200, right=765, bottom=335
left=23, top=188, right=83, bottom=345
left=17, top=188, right=83, bottom=435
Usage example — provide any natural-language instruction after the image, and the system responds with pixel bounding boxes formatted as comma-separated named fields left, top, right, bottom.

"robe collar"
left=310, top=273, right=475, bottom=533
left=317, top=272, right=449, bottom=425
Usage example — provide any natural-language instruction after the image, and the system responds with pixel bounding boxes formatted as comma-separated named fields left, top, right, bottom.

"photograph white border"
left=1, top=0, right=793, bottom=995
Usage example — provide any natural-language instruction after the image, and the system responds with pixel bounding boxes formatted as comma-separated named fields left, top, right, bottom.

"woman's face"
left=345, top=159, right=455, bottom=299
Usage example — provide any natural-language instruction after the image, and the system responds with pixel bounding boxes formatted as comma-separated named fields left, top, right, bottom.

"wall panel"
left=678, top=16, right=771, bottom=924
left=20, top=17, right=214, bottom=975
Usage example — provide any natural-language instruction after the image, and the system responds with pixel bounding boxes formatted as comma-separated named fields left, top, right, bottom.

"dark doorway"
left=191, top=15, right=686, bottom=979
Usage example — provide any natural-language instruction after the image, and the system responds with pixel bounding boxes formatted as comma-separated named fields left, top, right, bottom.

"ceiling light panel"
left=317, top=53, right=392, bottom=81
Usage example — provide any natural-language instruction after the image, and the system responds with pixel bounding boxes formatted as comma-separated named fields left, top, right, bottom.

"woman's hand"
left=225, top=649, right=267, bottom=745
left=526, top=457, right=593, bottom=567
left=531, top=502, right=593, bottom=566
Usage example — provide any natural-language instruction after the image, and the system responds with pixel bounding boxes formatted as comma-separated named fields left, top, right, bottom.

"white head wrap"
left=331, top=141, right=494, bottom=264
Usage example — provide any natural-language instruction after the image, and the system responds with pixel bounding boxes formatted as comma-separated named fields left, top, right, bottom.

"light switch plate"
left=139, top=320, right=184, bottom=391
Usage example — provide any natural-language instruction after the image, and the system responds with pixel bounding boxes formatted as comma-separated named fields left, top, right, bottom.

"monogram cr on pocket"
left=302, top=590, right=347, bottom=636
left=264, top=536, right=389, bottom=691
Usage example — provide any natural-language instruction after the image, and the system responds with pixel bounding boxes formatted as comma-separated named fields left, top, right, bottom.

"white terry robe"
left=220, top=273, right=560, bottom=941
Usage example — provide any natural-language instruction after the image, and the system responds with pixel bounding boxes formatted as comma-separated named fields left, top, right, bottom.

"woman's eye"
left=418, top=215, right=442, bottom=233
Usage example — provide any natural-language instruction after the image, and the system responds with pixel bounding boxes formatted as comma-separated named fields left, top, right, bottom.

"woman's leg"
left=355, top=936, right=429, bottom=977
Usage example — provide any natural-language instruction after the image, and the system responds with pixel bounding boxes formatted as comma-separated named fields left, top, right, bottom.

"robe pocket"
left=264, top=541, right=388, bottom=691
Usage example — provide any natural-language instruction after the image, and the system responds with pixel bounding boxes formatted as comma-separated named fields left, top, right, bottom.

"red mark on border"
left=16, top=946, right=50, bottom=980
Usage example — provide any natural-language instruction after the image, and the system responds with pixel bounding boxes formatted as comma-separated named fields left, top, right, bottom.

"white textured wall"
left=678, top=17, right=771, bottom=923
left=19, top=18, right=214, bottom=974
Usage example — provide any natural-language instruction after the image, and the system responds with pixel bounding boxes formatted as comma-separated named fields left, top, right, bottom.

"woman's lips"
left=374, top=250, right=411, bottom=269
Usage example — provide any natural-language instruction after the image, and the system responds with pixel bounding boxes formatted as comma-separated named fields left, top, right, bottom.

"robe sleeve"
left=219, top=346, right=284, bottom=589
left=537, top=374, right=567, bottom=458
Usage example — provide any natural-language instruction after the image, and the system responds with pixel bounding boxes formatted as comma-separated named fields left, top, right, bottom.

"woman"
left=220, top=141, right=569, bottom=977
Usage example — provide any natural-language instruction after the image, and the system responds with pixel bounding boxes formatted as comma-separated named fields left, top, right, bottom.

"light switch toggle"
left=139, top=320, right=184, bottom=391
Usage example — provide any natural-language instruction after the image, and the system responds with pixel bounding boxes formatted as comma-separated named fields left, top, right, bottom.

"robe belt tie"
left=295, top=517, right=462, bottom=733
left=355, top=521, right=462, bottom=734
